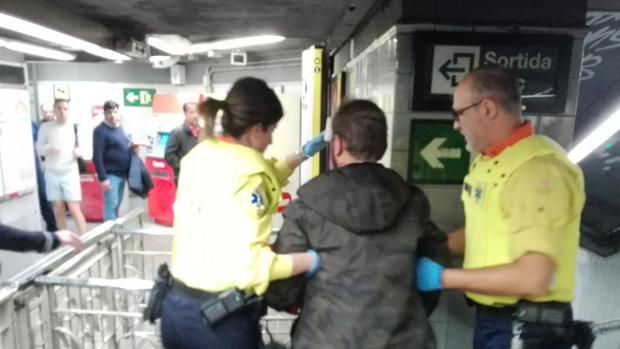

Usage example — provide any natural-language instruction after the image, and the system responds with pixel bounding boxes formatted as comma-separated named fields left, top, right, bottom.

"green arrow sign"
left=123, top=88, right=155, bottom=107
left=408, top=120, right=470, bottom=183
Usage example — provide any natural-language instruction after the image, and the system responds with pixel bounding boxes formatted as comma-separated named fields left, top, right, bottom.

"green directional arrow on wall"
left=420, top=137, right=462, bottom=169
left=408, top=120, right=470, bottom=184
left=123, top=88, right=155, bottom=107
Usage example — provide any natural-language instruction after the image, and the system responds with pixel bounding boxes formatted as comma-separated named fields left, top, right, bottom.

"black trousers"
left=160, top=290, right=261, bottom=349
left=36, top=165, right=57, bottom=231
left=473, top=303, right=574, bottom=349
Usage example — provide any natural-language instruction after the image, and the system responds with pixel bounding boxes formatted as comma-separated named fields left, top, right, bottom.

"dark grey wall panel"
left=30, top=62, right=171, bottom=84
left=0, top=48, right=24, bottom=63
left=402, top=0, right=587, bottom=28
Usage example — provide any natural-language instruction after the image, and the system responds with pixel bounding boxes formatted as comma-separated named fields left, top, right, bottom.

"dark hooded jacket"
left=128, top=153, right=153, bottom=198
left=265, top=163, right=447, bottom=349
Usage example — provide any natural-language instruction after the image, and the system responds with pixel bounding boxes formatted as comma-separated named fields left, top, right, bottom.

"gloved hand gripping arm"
left=416, top=257, right=445, bottom=291
left=285, top=118, right=332, bottom=170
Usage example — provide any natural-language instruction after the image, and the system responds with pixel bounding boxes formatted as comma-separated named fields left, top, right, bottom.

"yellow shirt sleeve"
left=233, top=173, right=294, bottom=295
left=501, top=155, right=582, bottom=265
left=267, top=158, right=294, bottom=187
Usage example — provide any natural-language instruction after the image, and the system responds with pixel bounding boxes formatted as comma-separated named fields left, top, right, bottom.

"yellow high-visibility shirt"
left=171, top=138, right=294, bottom=295
left=462, top=135, right=585, bottom=306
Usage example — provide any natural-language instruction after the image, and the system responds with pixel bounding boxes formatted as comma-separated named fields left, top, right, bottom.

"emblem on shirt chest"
left=474, top=183, right=486, bottom=206
left=464, top=179, right=487, bottom=207
left=251, top=192, right=265, bottom=210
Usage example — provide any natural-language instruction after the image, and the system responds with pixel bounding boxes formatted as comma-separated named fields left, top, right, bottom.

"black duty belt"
left=171, top=278, right=261, bottom=325
left=171, top=278, right=220, bottom=303
left=476, top=301, right=573, bottom=326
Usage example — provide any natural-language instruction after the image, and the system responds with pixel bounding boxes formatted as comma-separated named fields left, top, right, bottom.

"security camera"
left=149, top=55, right=180, bottom=69
left=231, top=52, right=247, bottom=66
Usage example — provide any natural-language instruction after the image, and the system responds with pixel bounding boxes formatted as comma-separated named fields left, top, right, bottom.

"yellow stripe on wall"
left=311, top=48, right=323, bottom=178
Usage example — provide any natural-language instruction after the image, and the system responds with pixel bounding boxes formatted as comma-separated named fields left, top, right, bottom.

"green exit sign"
left=123, top=88, right=155, bottom=107
left=408, top=120, right=470, bottom=184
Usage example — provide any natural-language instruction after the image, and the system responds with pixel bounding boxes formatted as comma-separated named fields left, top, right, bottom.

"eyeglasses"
left=452, top=100, right=482, bottom=122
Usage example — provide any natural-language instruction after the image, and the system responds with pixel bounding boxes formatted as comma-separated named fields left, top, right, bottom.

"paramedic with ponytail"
left=160, top=77, right=325, bottom=349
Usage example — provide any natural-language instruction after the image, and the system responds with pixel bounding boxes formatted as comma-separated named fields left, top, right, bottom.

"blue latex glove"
left=306, top=249, right=320, bottom=277
left=301, top=131, right=328, bottom=159
left=416, top=257, right=444, bottom=291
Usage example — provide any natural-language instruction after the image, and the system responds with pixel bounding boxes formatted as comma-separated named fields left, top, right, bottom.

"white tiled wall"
left=574, top=249, right=620, bottom=349
left=346, top=31, right=399, bottom=168
left=429, top=291, right=475, bottom=349
left=346, top=28, right=476, bottom=349
left=343, top=27, right=618, bottom=349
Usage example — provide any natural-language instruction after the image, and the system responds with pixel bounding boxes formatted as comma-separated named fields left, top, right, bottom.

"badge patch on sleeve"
left=251, top=192, right=265, bottom=210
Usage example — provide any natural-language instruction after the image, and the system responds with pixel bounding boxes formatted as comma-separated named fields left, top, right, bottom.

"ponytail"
left=199, top=98, right=227, bottom=138
left=200, top=77, right=283, bottom=140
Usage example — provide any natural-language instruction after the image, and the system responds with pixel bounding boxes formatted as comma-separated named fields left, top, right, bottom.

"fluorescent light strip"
left=86, top=46, right=131, bottom=61
left=2, top=40, right=75, bottom=61
left=148, top=55, right=171, bottom=63
left=568, top=108, right=620, bottom=163
left=0, top=12, right=130, bottom=61
left=148, top=35, right=285, bottom=56
left=189, top=35, right=285, bottom=54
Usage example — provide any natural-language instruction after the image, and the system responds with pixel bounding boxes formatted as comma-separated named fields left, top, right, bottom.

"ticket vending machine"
left=145, top=130, right=175, bottom=226
left=80, top=161, right=103, bottom=222
left=145, top=94, right=183, bottom=226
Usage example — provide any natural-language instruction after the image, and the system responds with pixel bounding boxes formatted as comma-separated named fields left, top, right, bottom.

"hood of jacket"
left=297, top=163, right=410, bottom=234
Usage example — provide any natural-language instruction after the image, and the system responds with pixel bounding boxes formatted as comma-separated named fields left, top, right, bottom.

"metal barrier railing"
left=0, top=209, right=295, bottom=349
left=592, top=317, right=620, bottom=348
left=594, top=317, right=620, bottom=336
left=0, top=208, right=171, bottom=349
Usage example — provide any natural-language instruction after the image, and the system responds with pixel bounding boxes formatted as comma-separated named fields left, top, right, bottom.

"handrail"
left=35, top=275, right=154, bottom=291
left=593, top=317, right=620, bottom=335
left=114, top=207, right=145, bottom=226
left=114, top=227, right=173, bottom=236
left=113, top=226, right=282, bottom=237
left=0, top=208, right=145, bottom=304
left=0, top=208, right=170, bottom=349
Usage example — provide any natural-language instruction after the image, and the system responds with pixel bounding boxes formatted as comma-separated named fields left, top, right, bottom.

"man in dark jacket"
left=265, top=100, right=448, bottom=349
left=0, top=223, right=82, bottom=252
left=93, top=100, right=135, bottom=221
left=164, top=102, right=200, bottom=185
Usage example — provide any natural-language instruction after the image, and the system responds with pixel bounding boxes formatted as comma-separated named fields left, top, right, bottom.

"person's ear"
left=483, top=98, right=499, bottom=120
left=333, top=134, right=345, bottom=156
left=241, top=124, right=262, bottom=146
left=250, top=123, right=263, bottom=138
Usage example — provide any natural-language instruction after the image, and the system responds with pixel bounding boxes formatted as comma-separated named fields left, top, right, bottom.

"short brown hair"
left=103, top=100, right=119, bottom=111
left=332, top=99, right=387, bottom=161
left=183, top=102, right=197, bottom=112
left=53, top=98, right=69, bottom=107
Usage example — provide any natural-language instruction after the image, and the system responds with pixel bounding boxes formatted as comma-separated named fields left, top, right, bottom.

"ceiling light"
left=149, top=55, right=171, bottom=63
left=146, top=34, right=285, bottom=56
left=189, top=35, right=285, bottom=54
left=0, top=12, right=130, bottom=61
left=147, top=36, right=189, bottom=56
left=568, top=109, right=620, bottom=163
left=85, top=46, right=131, bottom=61
left=2, top=40, right=76, bottom=61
